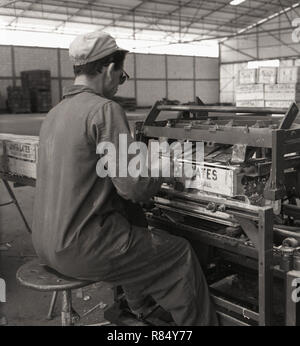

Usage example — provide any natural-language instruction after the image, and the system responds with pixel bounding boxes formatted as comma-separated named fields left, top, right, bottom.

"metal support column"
left=1, top=179, right=32, bottom=234
left=258, top=208, right=273, bottom=325
left=285, top=270, right=300, bottom=326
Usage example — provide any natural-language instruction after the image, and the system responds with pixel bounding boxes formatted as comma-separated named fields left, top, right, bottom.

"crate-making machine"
left=133, top=101, right=300, bottom=326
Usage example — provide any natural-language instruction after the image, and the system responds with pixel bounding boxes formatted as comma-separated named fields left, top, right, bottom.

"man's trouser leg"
left=105, top=227, right=218, bottom=326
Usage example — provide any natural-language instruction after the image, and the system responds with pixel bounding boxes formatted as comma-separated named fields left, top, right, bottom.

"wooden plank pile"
left=21, top=70, right=52, bottom=112
left=7, top=86, right=31, bottom=114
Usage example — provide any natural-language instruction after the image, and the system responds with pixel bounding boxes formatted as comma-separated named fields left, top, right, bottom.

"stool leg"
left=61, top=290, right=73, bottom=326
left=113, top=286, right=120, bottom=302
left=47, top=291, right=58, bottom=320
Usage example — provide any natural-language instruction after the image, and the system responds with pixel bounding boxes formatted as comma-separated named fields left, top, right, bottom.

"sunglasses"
left=119, top=69, right=130, bottom=85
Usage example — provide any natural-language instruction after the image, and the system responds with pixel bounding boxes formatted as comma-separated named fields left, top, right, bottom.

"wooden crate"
left=235, top=84, right=264, bottom=100
left=258, top=67, right=277, bottom=84
left=0, top=134, right=38, bottom=179
left=30, top=90, right=52, bottom=112
left=265, top=100, right=292, bottom=108
left=21, top=70, right=51, bottom=90
left=238, top=69, right=257, bottom=84
left=7, top=86, right=31, bottom=113
left=265, top=83, right=300, bottom=101
left=277, top=67, right=300, bottom=83
left=179, top=161, right=242, bottom=197
left=236, top=100, right=265, bottom=107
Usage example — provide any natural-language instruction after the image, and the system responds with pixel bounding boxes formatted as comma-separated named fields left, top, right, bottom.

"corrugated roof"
left=0, top=0, right=298, bottom=44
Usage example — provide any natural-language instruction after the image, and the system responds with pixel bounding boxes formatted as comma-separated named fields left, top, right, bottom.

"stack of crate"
left=265, top=67, right=300, bottom=108
left=21, top=70, right=52, bottom=112
left=6, top=86, right=31, bottom=113
left=235, top=66, right=300, bottom=108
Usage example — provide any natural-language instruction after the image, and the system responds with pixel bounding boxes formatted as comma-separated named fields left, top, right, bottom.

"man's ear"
left=106, top=62, right=115, bottom=81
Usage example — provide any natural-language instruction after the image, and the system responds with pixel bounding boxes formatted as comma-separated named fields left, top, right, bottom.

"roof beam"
left=131, top=0, right=195, bottom=37
left=52, top=0, right=96, bottom=31
left=257, top=25, right=300, bottom=55
left=6, top=0, right=40, bottom=26
left=221, top=1, right=300, bottom=42
left=220, top=41, right=257, bottom=60
left=193, top=0, right=279, bottom=42
left=99, top=0, right=148, bottom=31
left=0, top=1, right=245, bottom=32
left=0, top=11, right=233, bottom=37
left=0, top=0, right=18, bottom=7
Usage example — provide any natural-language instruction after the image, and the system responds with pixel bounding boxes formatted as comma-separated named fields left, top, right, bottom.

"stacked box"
left=238, top=69, right=257, bottom=84
left=264, top=84, right=300, bottom=101
left=6, top=86, right=31, bottom=113
left=277, top=67, right=300, bottom=83
left=236, top=100, right=265, bottom=107
left=30, top=90, right=52, bottom=112
left=21, top=70, right=51, bottom=90
left=0, top=133, right=39, bottom=179
left=265, top=100, right=292, bottom=108
left=239, top=69, right=257, bottom=84
left=258, top=67, right=277, bottom=84
left=235, top=84, right=264, bottom=101
left=21, top=70, right=52, bottom=113
left=235, top=67, right=300, bottom=108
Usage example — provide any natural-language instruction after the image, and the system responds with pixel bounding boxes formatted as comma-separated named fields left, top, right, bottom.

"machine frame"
left=137, top=101, right=300, bottom=326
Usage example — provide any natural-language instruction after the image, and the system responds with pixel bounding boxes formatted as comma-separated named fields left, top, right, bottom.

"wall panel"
left=167, top=56, right=193, bottom=79
left=0, top=45, right=219, bottom=110
left=0, top=46, right=12, bottom=77
left=14, top=47, right=58, bottom=77
left=0, top=79, right=12, bottom=109
left=136, top=54, right=165, bottom=79
left=195, top=57, right=219, bottom=79
left=60, top=49, right=74, bottom=78
left=116, top=80, right=135, bottom=98
left=124, top=53, right=134, bottom=78
left=136, top=80, right=166, bottom=106
left=196, top=81, right=219, bottom=103
left=168, top=81, right=194, bottom=103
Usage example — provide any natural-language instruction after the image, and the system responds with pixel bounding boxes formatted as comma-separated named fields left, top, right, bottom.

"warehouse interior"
left=1, top=0, right=300, bottom=327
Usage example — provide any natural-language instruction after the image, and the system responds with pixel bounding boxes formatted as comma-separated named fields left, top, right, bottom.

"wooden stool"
left=16, top=259, right=95, bottom=325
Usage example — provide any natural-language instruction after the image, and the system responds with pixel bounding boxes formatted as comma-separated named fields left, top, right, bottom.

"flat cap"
left=69, top=30, right=128, bottom=66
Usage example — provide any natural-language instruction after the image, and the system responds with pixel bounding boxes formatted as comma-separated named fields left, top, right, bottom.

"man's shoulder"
left=88, top=97, right=125, bottom=121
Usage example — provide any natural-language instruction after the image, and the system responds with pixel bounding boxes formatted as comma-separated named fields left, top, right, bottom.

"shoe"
left=127, top=296, right=158, bottom=318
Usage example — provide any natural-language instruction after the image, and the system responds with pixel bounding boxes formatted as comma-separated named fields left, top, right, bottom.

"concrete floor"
left=0, top=109, right=152, bottom=326
left=0, top=182, right=116, bottom=326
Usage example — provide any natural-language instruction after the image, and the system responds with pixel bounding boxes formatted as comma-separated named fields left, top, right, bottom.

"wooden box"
left=181, top=161, right=242, bottom=197
left=258, top=67, right=277, bottom=84
left=238, top=69, right=257, bottom=84
left=277, top=67, right=300, bottom=83
left=0, top=134, right=38, bottom=179
left=264, top=83, right=300, bottom=101
left=235, top=84, right=264, bottom=101
left=236, top=100, right=265, bottom=107
left=264, top=100, right=292, bottom=108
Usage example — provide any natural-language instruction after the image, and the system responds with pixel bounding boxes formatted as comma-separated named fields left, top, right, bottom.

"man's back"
left=32, top=85, right=129, bottom=272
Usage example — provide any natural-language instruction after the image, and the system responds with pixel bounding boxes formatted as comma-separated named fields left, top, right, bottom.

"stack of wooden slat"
left=6, top=86, right=31, bottom=114
left=265, top=67, right=300, bottom=108
left=21, top=70, right=52, bottom=112
left=235, top=66, right=300, bottom=108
